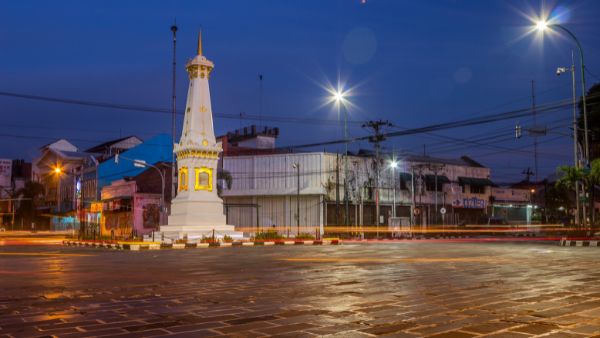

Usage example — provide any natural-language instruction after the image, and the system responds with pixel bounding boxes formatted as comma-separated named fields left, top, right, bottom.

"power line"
left=0, top=91, right=368, bottom=126
left=281, top=95, right=592, bottom=150
left=424, top=116, right=570, bottom=155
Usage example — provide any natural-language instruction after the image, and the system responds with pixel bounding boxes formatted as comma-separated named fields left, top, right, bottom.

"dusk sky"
left=1, top=0, right=600, bottom=183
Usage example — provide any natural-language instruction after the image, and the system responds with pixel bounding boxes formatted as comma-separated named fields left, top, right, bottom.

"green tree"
left=217, top=169, right=232, bottom=195
left=557, top=158, right=600, bottom=227
left=556, top=165, right=584, bottom=190
left=578, top=82, right=600, bottom=160
left=544, top=184, right=571, bottom=224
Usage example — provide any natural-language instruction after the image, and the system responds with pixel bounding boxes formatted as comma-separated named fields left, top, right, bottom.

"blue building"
left=47, top=134, right=172, bottom=232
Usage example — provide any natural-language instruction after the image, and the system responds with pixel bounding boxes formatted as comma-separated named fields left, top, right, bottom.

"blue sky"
left=1, top=0, right=599, bottom=182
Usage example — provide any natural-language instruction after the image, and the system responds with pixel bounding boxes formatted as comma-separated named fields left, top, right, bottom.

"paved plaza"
left=2, top=239, right=600, bottom=337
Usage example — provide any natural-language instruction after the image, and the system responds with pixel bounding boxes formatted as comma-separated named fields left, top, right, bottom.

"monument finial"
left=197, top=30, right=203, bottom=56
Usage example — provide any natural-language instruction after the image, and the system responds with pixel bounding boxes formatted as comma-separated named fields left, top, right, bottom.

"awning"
left=458, top=177, right=494, bottom=187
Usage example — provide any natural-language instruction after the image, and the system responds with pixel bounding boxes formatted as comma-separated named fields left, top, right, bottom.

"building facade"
left=221, top=148, right=495, bottom=236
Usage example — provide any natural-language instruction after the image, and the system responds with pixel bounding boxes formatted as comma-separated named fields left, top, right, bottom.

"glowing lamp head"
left=535, top=20, right=548, bottom=32
left=334, top=91, right=344, bottom=102
left=54, top=167, right=62, bottom=174
left=530, top=188, right=536, bottom=193
left=390, top=161, right=398, bottom=169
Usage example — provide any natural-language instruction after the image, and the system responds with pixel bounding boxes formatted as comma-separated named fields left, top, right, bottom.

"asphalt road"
left=1, top=240, right=600, bottom=338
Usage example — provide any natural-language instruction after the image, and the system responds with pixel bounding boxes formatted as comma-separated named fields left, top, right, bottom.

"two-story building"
left=219, top=126, right=495, bottom=236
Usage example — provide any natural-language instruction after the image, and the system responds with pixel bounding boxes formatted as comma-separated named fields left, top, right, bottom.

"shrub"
left=252, top=230, right=283, bottom=241
left=200, top=236, right=215, bottom=243
left=295, top=233, right=315, bottom=240
left=222, top=235, right=233, bottom=243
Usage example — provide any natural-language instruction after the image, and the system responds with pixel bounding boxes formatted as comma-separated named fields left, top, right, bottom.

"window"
left=194, top=167, right=213, bottom=191
left=179, top=167, right=188, bottom=191
left=426, top=180, right=443, bottom=191
left=470, top=185, right=485, bottom=194
left=399, top=173, right=410, bottom=190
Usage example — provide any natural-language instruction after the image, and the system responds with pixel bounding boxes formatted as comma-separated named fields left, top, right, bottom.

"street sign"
left=133, top=159, right=147, bottom=168
left=440, top=207, right=446, bottom=215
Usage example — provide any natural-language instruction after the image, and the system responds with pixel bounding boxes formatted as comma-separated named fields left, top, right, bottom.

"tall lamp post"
left=332, top=90, right=350, bottom=227
left=170, top=22, right=178, bottom=201
left=535, top=20, right=589, bottom=164
left=390, top=160, right=398, bottom=218
left=556, top=51, right=581, bottom=227
left=536, top=20, right=590, bottom=226
left=292, top=162, right=300, bottom=235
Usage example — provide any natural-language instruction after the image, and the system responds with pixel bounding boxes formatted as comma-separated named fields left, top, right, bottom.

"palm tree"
left=556, top=165, right=583, bottom=190
left=217, top=169, right=232, bottom=196
left=557, top=158, right=600, bottom=228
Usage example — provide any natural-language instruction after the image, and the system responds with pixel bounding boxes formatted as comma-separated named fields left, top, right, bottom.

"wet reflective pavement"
left=2, top=241, right=600, bottom=337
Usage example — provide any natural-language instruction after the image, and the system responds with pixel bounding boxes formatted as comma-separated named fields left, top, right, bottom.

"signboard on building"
left=0, top=159, right=12, bottom=189
left=90, top=202, right=103, bottom=213
left=451, top=197, right=487, bottom=209
left=491, top=188, right=529, bottom=203
left=136, top=197, right=160, bottom=229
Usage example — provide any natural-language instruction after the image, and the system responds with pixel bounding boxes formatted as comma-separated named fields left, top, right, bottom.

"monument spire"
left=197, top=30, right=203, bottom=56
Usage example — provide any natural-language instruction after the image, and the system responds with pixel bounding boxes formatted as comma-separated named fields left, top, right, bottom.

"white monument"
left=155, top=33, right=243, bottom=241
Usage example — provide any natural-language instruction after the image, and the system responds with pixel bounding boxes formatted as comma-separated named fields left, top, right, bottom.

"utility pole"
left=522, top=167, right=534, bottom=182
left=429, top=164, right=445, bottom=225
left=557, top=52, right=581, bottom=227
left=170, top=21, right=178, bottom=202
left=363, top=120, right=392, bottom=236
left=411, top=166, right=416, bottom=226
left=531, top=80, right=539, bottom=183
left=411, top=164, right=427, bottom=227
left=258, top=74, right=263, bottom=128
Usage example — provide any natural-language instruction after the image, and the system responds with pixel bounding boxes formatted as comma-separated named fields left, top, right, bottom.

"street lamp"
left=132, top=159, right=166, bottom=226
left=292, top=162, right=300, bottom=236
left=389, top=160, right=398, bottom=218
left=331, top=89, right=350, bottom=227
left=556, top=53, right=581, bottom=227
left=53, top=165, right=64, bottom=213
left=116, top=156, right=166, bottom=235
left=535, top=20, right=590, bottom=166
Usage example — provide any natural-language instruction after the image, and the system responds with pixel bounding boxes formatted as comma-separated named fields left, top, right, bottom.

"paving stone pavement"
left=2, top=242, right=600, bottom=337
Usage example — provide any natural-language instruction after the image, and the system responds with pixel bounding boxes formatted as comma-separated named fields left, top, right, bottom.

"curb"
left=559, top=238, right=600, bottom=247
left=62, top=239, right=340, bottom=251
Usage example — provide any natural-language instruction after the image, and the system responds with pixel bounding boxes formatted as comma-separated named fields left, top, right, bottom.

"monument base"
left=149, top=224, right=244, bottom=243
left=145, top=197, right=245, bottom=242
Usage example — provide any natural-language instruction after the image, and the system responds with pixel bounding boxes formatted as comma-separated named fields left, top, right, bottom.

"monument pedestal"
left=150, top=199, right=244, bottom=242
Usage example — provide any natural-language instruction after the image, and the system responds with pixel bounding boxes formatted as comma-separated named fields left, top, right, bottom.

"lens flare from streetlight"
left=390, top=161, right=398, bottom=169
left=53, top=166, right=62, bottom=174
left=535, top=20, right=548, bottom=32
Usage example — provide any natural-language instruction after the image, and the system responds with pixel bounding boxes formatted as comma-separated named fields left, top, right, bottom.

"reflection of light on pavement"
left=0, top=237, right=65, bottom=246
left=0, top=252, right=91, bottom=257
left=280, top=257, right=507, bottom=264
left=43, top=292, right=63, bottom=299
